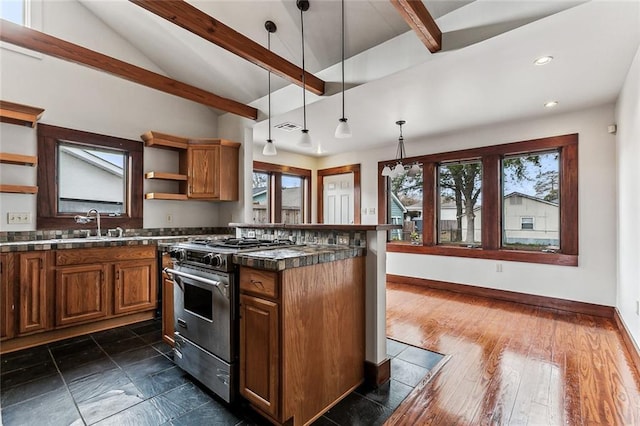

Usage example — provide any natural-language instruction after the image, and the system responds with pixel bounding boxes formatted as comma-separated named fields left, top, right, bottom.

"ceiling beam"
left=0, top=19, right=258, bottom=119
left=130, top=0, right=326, bottom=96
left=391, top=0, right=442, bottom=53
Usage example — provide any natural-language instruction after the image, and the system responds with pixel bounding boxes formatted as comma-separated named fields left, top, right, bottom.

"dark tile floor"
left=0, top=320, right=444, bottom=426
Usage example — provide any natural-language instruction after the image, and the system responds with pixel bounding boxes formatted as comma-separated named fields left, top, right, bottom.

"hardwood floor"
left=385, top=281, right=640, bottom=425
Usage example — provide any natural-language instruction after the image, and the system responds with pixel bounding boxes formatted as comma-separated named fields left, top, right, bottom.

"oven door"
left=170, top=267, right=233, bottom=362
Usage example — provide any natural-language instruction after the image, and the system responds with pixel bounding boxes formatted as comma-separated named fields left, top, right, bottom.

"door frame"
left=317, top=164, right=361, bottom=224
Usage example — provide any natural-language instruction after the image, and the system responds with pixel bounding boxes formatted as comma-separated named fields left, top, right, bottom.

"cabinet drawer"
left=240, top=267, right=277, bottom=299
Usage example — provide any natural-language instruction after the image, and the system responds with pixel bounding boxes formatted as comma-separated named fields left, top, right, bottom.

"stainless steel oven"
left=166, top=238, right=292, bottom=403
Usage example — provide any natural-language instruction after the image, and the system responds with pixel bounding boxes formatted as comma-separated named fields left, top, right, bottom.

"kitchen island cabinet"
left=239, top=255, right=365, bottom=426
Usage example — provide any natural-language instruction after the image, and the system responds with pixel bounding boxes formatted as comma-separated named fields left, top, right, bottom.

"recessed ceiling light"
left=534, top=56, right=554, bottom=66
left=544, top=100, right=559, bottom=108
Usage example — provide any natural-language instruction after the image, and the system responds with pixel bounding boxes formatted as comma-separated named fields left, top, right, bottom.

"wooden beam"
left=391, top=0, right=442, bottom=53
left=130, top=0, right=326, bottom=96
left=0, top=19, right=257, bottom=119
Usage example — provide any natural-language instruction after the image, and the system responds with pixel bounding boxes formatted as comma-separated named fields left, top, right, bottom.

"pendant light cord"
left=268, top=31, right=272, bottom=141
left=340, top=0, right=345, bottom=120
left=301, top=5, right=307, bottom=130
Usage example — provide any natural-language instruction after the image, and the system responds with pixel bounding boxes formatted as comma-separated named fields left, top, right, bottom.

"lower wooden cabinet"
left=114, top=260, right=156, bottom=315
left=55, top=264, right=107, bottom=327
left=1, top=246, right=158, bottom=352
left=239, top=294, right=279, bottom=419
left=18, top=251, right=50, bottom=335
left=239, top=257, right=365, bottom=426
left=1, top=253, right=15, bottom=340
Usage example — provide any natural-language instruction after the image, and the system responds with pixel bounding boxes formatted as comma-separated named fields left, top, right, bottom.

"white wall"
left=0, top=0, right=224, bottom=230
left=615, top=45, right=640, bottom=348
left=322, top=104, right=618, bottom=307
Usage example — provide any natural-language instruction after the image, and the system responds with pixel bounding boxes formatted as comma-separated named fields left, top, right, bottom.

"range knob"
left=169, top=248, right=186, bottom=262
left=204, top=253, right=224, bottom=268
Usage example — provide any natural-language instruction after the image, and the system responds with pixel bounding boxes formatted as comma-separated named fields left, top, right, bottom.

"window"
left=438, top=160, right=482, bottom=247
left=0, top=0, right=25, bottom=26
left=503, top=150, right=560, bottom=251
left=521, top=217, right=534, bottom=230
left=37, top=124, right=143, bottom=230
left=379, top=134, right=578, bottom=266
left=253, top=161, right=311, bottom=224
left=252, top=171, right=269, bottom=224
left=386, top=165, right=423, bottom=243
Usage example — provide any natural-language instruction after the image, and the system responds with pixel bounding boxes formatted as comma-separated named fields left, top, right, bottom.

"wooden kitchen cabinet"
left=114, top=259, right=157, bottom=315
left=142, top=131, right=240, bottom=201
left=239, top=257, right=365, bottom=426
left=55, top=264, right=107, bottom=327
left=239, top=293, right=279, bottom=419
left=18, top=251, right=51, bottom=335
left=1, top=253, right=15, bottom=340
left=56, top=246, right=157, bottom=320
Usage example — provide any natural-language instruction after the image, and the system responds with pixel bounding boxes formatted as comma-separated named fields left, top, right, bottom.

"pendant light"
left=334, top=0, right=351, bottom=138
left=382, top=120, right=409, bottom=178
left=297, top=0, right=312, bottom=148
left=262, top=20, right=277, bottom=156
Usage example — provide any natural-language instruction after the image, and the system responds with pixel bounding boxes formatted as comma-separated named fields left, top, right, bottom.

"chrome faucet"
left=74, top=209, right=101, bottom=237
left=87, top=209, right=101, bottom=237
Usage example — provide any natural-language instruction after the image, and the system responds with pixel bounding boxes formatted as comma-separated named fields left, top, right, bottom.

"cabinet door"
left=162, top=273, right=174, bottom=346
left=56, top=264, right=107, bottom=327
left=188, top=145, right=219, bottom=199
left=1, top=253, right=15, bottom=340
left=18, top=252, right=49, bottom=335
left=114, top=259, right=157, bottom=315
left=240, top=294, right=279, bottom=419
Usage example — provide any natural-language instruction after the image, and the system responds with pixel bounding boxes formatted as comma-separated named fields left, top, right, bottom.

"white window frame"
left=1, top=0, right=43, bottom=59
left=521, top=217, right=534, bottom=230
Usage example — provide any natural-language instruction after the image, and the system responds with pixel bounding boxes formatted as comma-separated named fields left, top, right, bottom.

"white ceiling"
left=79, top=0, right=640, bottom=157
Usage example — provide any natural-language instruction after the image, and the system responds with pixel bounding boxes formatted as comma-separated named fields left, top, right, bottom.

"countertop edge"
left=229, top=223, right=401, bottom=231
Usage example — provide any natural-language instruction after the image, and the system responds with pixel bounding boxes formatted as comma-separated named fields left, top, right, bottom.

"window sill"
left=386, top=243, right=578, bottom=266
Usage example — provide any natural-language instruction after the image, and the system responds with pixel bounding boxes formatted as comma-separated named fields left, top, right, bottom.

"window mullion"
left=273, top=172, right=283, bottom=223
left=423, top=162, right=436, bottom=245
left=482, top=155, right=501, bottom=250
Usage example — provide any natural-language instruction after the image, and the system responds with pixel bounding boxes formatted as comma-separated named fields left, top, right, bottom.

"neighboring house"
left=58, top=145, right=125, bottom=214
left=252, top=186, right=304, bottom=224
left=389, top=193, right=407, bottom=240
left=409, top=192, right=559, bottom=246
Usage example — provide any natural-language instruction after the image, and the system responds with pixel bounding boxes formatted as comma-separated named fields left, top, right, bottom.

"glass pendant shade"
left=392, top=162, right=404, bottom=177
left=381, top=165, right=392, bottom=177
left=335, top=118, right=351, bottom=138
left=263, top=139, right=277, bottom=156
left=408, top=163, right=421, bottom=177
left=298, top=129, right=312, bottom=148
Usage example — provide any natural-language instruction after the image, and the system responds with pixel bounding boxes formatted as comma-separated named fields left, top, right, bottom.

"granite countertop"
left=233, top=244, right=366, bottom=271
left=229, top=223, right=401, bottom=231
left=0, top=234, right=234, bottom=253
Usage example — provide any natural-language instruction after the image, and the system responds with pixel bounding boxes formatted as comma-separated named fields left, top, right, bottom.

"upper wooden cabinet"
left=142, top=131, right=240, bottom=201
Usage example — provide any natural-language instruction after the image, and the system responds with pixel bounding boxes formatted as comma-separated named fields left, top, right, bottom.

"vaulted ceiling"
left=48, top=1, right=640, bottom=155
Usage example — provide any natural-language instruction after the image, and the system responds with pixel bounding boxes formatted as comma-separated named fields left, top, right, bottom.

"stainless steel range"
left=165, top=237, right=291, bottom=403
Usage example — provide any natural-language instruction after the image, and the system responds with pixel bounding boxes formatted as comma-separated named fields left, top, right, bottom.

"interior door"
left=323, top=173, right=354, bottom=224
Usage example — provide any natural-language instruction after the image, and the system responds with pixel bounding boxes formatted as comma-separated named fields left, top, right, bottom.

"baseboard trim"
left=387, top=274, right=615, bottom=318
left=364, top=358, right=391, bottom=387
left=614, top=308, right=640, bottom=377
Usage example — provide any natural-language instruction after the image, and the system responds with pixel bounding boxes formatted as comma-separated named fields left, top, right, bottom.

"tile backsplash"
left=0, top=227, right=233, bottom=243
left=237, top=227, right=365, bottom=248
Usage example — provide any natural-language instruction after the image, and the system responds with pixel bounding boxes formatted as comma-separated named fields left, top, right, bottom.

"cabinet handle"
left=250, top=279, right=264, bottom=290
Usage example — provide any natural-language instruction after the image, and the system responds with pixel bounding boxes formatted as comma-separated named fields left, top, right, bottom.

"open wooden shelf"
left=0, top=153, right=37, bottom=166
left=144, top=171, right=187, bottom=181
left=0, top=100, right=45, bottom=128
left=0, top=185, right=38, bottom=194
left=141, top=131, right=188, bottom=151
left=144, top=193, right=188, bottom=201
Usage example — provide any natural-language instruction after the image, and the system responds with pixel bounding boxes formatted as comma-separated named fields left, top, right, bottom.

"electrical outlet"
left=247, top=230, right=256, bottom=238
left=496, top=263, right=503, bottom=272
left=7, top=212, right=31, bottom=224
left=636, top=300, right=639, bottom=316
left=368, top=207, right=376, bottom=215
left=166, top=214, right=173, bottom=223
left=337, top=235, right=349, bottom=245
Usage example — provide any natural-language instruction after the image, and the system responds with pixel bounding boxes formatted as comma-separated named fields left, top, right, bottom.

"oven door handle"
left=164, top=267, right=229, bottom=299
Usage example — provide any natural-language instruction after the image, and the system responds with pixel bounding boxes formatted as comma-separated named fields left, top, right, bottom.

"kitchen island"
left=231, top=223, right=400, bottom=425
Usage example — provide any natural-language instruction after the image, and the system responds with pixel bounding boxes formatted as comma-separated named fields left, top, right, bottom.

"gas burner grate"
left=207, top=238, right=293, bottom=249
